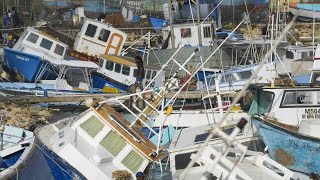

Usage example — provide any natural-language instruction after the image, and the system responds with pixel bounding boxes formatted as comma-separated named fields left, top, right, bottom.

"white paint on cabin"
left=50, top=110, right=149, bottom=179
left=162, top=22, right=214, bottom=49
left=276, top=45, right=314, bottom=74
left=263, top=88, right=320, bottom=126
left=97, top=56, right=165, bottom=88
left=13, top=27, right=68, bottom=60
left=74, top=18, right=127, bottom=56
left=201, top=63, right=276, bottom=91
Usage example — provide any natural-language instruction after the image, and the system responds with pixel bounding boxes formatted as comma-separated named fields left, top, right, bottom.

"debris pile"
left=240, top=26, right=263, bottom=40
left=0, top=103, right=51, bottom=130
left=290, top=24, right=320, bottom=45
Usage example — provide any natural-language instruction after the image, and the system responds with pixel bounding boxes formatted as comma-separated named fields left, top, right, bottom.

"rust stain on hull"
left=274, top=148, right=295, bottom=167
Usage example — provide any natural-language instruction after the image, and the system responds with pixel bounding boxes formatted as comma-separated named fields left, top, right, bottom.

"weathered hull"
left=253, top=118, right=320, bottom=175
left=2, top=47, right=55, bottom=82
left=36, top=140, right=86, bottom=180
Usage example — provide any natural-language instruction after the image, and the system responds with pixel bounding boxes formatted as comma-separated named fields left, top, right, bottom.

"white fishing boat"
left=169, top=118, right=294, bottom=180
left=198, top=62, right=276, bottom=91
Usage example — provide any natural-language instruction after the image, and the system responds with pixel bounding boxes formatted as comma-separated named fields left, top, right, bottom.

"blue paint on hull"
left=253, top=119, right=320, bottom=174
left=3, top=47, right=56, bottom=82
left=91, top=72, right=129, bottom=93
left=3, top=149, right=24, bottom=167
left=37, top=142, right=85, bottom=180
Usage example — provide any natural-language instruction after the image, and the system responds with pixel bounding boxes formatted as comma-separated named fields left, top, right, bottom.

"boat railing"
left=0, top=129, right=31, bottom=151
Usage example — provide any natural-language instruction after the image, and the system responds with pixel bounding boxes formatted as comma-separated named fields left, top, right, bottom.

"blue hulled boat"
left=250, top=84, right=320, bottom=175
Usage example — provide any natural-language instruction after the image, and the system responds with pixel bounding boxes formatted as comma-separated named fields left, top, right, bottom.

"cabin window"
left=281, top=90, right=320, bottom=107
left=146, top=70, right=151, bottom=79
left=133, top=69, right=138, bottom=77
left=286, top=51, right=294, bottom=59
left=40, top=38, right=53, bottom=50
left=221, top=74, right=235, bottom=83
left=237, top=70, right=252, bottom=80
left=122, top=65, right=130, bottom=76
left=122, top=150, right=144, bottom=173
left=54, top=44, right=65, bottom=56
left=105, top=60, right=114, bottom=70
left=98, top=58, right=104, bottom=68
left=80, top=116, right=104, bottom=138
left=85, top=24, right=97, bottom=38
left=181, top=28, right=191, bottom=38
left=301, top=52, right=309, bottom=58
left=152, top=71, right=157, bottom=79
left=26, top=33, right=39, bottom=44
left=310, top=51, right=314, bottom=56
left=100, top=131, right=126, bottom=156
left=115, top=63, right=121, bottom=73
left=98, top=29, right=111, bottom=42
left=175, top=152, right=200, bottom=170
left=203, top=26, right=211, bottom=38
left=311, top=72, right=320, bottom=84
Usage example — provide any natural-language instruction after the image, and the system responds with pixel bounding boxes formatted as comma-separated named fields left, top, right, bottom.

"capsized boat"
left=2, top=18, right=127, bottom=84
left=92, top=54, right=165, bottom=93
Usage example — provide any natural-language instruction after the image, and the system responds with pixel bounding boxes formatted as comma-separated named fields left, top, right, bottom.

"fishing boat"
left=2, top=18, right=127, bottom=84
left=198, top=62, right=276, bottom=91
left=250, top=83, right=320, bottom=175
left=289, top=3, right=320, bottom=21
left=169, top=118, right=294, bottom=180
left=92, top=54, right=165, bottom=93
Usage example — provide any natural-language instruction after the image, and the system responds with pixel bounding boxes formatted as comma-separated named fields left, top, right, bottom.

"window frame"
left=122, top=65, right=130, bottom=76
left=40, top=38, right=53, bottom=51
left=203, top=26, right=211, bottom=38
left=26, top=32, right=39, bottom=44
left=114, top=63, right=122, bottom=73
left=54, top=44, right=65, bottom=56
left=105, top=60, right=114, bottom=71
left=280, top=89, right=320, bottom=108
left=98, top=28, right=111, bottom=42
left=180, top=28, right=191, bottom=38
left=85, top=24, right=97, bottom=38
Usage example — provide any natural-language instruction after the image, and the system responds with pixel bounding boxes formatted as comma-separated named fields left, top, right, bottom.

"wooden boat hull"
left=253, top=117, right=320, bottom=175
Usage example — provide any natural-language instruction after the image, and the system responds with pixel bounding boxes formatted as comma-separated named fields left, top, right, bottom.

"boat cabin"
left=201, top=63, right=276, bottom=91
left=13, top=27, right=68, bottom=60
left=94, top=54, right=165, bottom=91
left=40, top=101, right=165, bottom=179
left=74, top=18, right=127, bottom=56
left=249, top=85, right=320, bottom=127
left=162, top=22, right=215, bottom=49
left=276, top=45, right=315, bottom=74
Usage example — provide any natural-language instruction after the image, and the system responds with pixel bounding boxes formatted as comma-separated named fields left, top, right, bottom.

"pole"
left=196, top=0, right=202, bottom=46
left=104, top=0, right=106, bottom=14
left=313, top=9, right=315, bottom=60
left=168, top=0, right=175, bottom=48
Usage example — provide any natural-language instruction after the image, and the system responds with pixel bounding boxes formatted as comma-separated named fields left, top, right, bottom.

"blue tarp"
left=150, top=17, right=167, bottom=31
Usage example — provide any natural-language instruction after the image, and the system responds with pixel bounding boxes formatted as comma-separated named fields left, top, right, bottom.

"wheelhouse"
left=74, top=18, right=127, bottom=56
left=97, top=54, right=164, bottom=88
left=13, top=27, right=68, bottom=60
